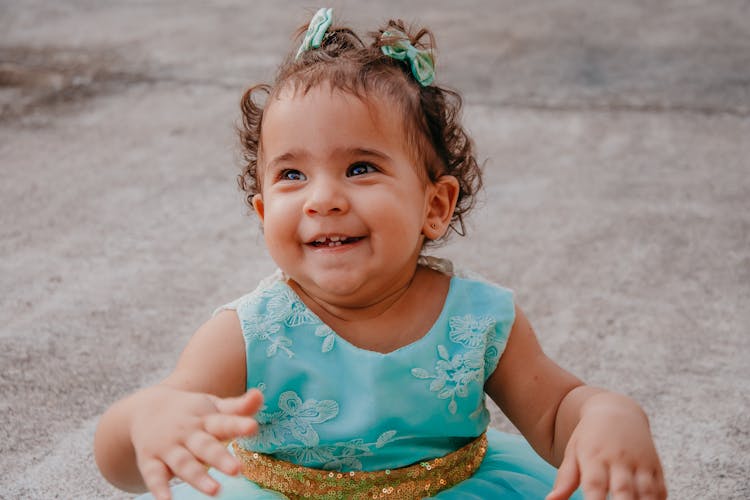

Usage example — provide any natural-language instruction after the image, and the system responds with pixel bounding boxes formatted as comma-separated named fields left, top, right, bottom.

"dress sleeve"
left=482, top=284, right=516, bottom=382
left=438, top=260, right=516, bottom=382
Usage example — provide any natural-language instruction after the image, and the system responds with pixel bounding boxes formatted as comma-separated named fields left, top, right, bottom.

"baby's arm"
left=485, top=306, right=666, bottom=500
left=94, top=310, right=262, bottom=499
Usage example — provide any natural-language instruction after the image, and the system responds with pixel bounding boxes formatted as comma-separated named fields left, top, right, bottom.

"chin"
left=314, top=279, right=364, bottom=298
left=304, top=273, right=367, bottom=299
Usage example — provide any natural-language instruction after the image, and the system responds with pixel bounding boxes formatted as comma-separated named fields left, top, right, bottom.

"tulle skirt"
left=137, top=429, right=582, bottom=499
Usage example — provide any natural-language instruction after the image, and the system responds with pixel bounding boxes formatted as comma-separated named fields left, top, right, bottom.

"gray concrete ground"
left=1, top=1, right=748, bottom=498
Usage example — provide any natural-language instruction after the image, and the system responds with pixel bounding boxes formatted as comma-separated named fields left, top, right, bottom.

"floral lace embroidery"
left=315, top=324, right=336, bottom=353
left=240, top=390, right=339, bottom=450
left=412, top=345, right=484, bottom=415
left=448, top=315, right=495, bottom=348
left=484, top=335, right=503, bottom=375
left=241, top=284, right=320, bottom=358
left=240, top=388, right=397, bottom=471
left=411, top=313, right=497, bottom=415
left=241, top=314, right=292, bottom=358
left=275, top=430, right=399, bottom=471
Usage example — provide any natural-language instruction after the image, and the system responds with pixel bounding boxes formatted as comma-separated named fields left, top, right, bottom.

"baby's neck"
left=289, top=266, right=451, bottom=354
left=290, top=272, right=413, bottom=322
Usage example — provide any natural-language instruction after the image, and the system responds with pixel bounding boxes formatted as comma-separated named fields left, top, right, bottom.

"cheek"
left=371, top=197, right=426, bottom=237
left=262, top=225, right=300, bottom=267
left=260, top=204, right=296, bottom=245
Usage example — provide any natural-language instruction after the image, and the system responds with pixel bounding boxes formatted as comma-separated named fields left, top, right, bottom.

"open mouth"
left=308, top=235, right=364, bottom=248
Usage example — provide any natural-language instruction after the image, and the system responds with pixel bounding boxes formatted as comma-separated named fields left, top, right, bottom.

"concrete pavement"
left=1, top=1, right=748, bottom=498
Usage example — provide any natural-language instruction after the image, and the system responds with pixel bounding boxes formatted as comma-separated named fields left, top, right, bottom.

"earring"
left=430, top=223, right=438, bottom=230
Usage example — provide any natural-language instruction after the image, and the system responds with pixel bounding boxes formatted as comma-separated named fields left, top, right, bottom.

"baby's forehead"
left=258, top=84, right=431, bottom=176
left=261, top=83, right=411, bottom=143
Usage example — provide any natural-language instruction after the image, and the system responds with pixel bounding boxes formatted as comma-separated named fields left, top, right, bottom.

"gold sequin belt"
left=232, top=432, right=487, bottom=499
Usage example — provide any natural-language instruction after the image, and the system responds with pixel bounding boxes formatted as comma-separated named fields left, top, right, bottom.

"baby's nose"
left=303, top=180, right=350, bottom=216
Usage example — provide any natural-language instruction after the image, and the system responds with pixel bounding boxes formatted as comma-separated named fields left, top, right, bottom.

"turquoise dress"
left=139, top=263, right=581, bottom=499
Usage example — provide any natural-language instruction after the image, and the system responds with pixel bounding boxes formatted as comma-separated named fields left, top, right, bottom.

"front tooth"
left=316, top=237, right=326, bottom=243
left=330, top=236, right=341, bottom=242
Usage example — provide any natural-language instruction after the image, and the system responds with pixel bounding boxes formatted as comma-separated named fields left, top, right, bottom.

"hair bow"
left=296, top=7, right=333, bottom=59
left=380, top=29, right=435, bottom=86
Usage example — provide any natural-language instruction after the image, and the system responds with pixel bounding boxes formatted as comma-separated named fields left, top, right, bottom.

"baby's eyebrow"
left=266, top=150, right=305, bottom=169
left=265, top=147, right=392, bottom=169
left=337, top=147, right=392, bottom=162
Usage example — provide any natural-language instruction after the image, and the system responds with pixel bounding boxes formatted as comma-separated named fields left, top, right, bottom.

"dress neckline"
left=278, top=275, right=457, bottom=357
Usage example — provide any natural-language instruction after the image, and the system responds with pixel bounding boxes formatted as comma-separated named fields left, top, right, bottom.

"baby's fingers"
left=635, top=468, right=667, bottom=500
left=162, top=446, right=220, bottom=497
left=213, top=389, right=264, bottom=417
left=138, top=457, right=172, bottom=500
left=185, top=431, right=241, bottom=477
left=579, top=461, right=609, bottom=500
left=609, top=465, right=636, bottom=500
left=204, top=413, right=259, bottom=441
left=546, top=453, right=580, bottom=500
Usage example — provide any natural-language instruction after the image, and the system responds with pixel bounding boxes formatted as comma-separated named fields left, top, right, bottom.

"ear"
left=252, top=193, right=265, bottom=223
left=423, top=175, right=460, bottom=240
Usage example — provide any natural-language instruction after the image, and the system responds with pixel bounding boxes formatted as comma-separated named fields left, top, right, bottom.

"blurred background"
left=1, top=1, right=748, bottom=498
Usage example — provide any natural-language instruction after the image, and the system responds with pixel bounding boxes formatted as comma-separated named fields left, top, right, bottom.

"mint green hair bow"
left=380, top=29, right=435, bottom=86
left=296, top=7, right=333, bottom=59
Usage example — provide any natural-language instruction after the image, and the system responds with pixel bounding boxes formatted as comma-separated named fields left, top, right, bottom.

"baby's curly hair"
left=238, top=15, right=482, bottom=240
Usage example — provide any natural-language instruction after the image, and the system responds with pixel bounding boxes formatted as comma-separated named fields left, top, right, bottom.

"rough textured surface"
left=1, top=1, right=748, bottom=498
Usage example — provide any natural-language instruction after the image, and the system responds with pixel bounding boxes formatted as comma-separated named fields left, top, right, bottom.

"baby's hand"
left=130, top=388, right=263, bottom=500
left=546, top=393, right=667, bottom=500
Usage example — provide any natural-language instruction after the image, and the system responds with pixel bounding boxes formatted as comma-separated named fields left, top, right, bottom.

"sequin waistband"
left=232, top=432, right=487, bottom=499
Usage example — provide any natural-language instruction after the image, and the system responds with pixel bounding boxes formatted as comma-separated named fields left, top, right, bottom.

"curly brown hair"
left=238, top=16, right=482, bottom=240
